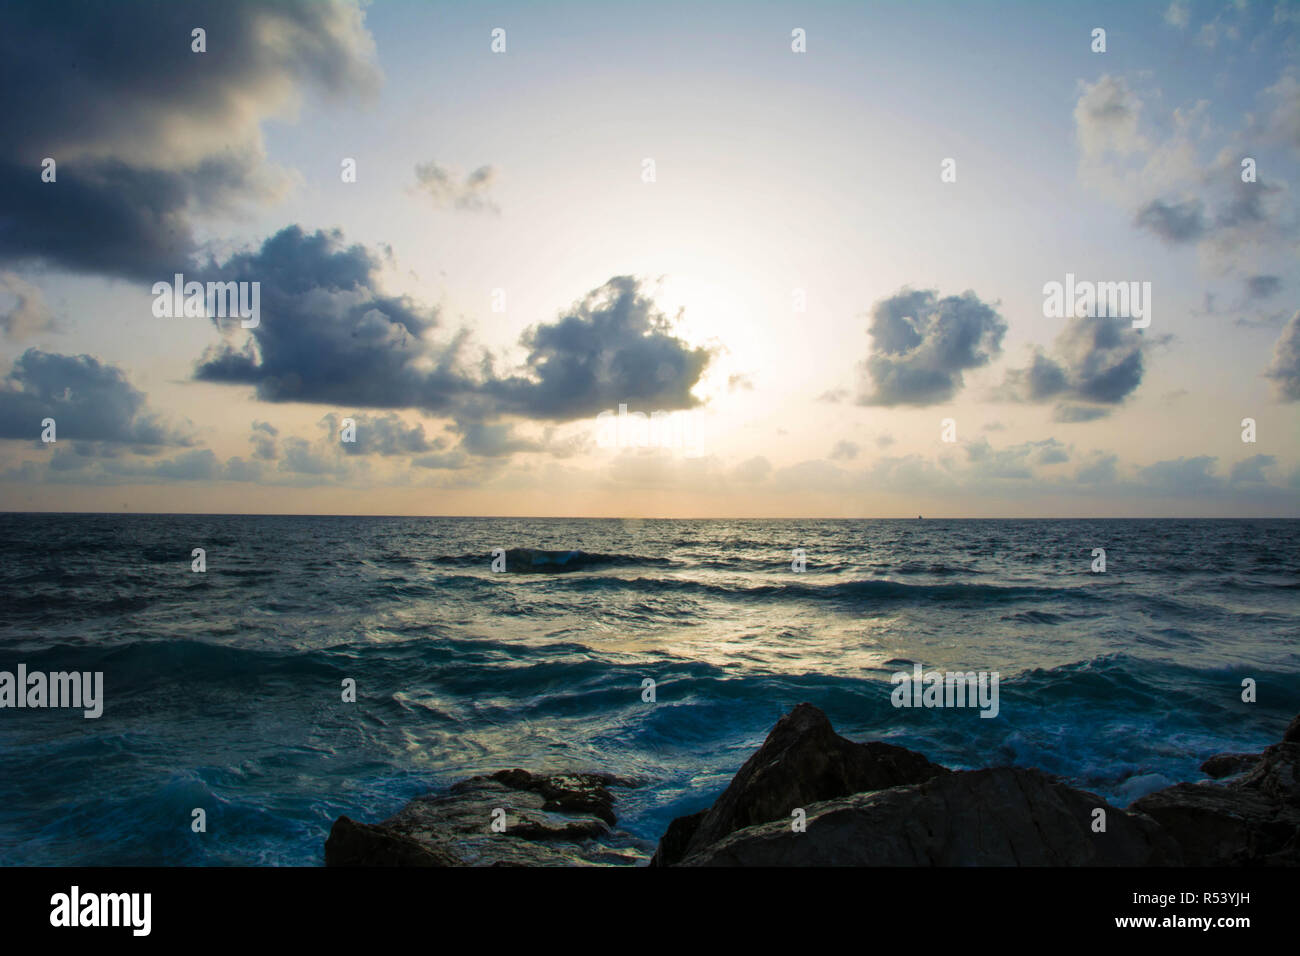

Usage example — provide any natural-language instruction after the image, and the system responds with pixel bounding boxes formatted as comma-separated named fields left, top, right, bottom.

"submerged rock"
left=325, top=769, right=650, bottom=866
left=652, top=702, right=948, bottom=865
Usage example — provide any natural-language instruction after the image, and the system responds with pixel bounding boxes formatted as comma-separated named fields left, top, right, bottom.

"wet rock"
left=1133, top=719, right=1300, bottom=866
left=652, top=702, right=948, bottom=866
left=680, top=766, right=1181, bottom=866
left=1201, top=753, right=1259, bottom=779
left=325, top=769, right=650, bottom=867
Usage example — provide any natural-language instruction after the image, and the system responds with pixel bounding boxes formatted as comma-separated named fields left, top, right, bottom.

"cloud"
left=1230, top=454, right=1277, bottom=483
left=1074, top=75, right=1147, bottom=161
left=0, top=349, right=193, bottom=445
left=484, top=275, right=712, bottom=421
left=1246, top=275, right=1283, bottom=300
left=0, top=0, right=380, bottom=280
left=195, top=241, right=709, bottom=428
left=450, top=420, right=544, bottom=457
left=829, top=440, right=860, bottom=461
left=1164, top=1, right=1190, bottom=29
left=250, top=421, right=279, bottom=460
left=856, top=288, right=1006, bottom=406
left=194, top=225, right=472, bottom=410
left=964, top=437, right=1067, bottom=478
left=1074, top=73, right=1298, bottom=281
left=1000, top=315, right=1149, bottom=420
left=320, top=412, right=433, bottom=456
left=1076, top=452, right=1119, bottom=484
left=0, top=273, right=57, bottom=340
left=1138, top=456, right=1221, bottom=494
left=1134, top=198, right=1206, bottom=243
left=815, top=388, right=849, bottom=403
left=412, top=162, right=499, bottom=213
left=1264, top=310, right=1300, bottom=400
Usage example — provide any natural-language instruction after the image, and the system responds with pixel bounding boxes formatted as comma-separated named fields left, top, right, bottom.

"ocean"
left=0, top=514, right=1296, bottom=865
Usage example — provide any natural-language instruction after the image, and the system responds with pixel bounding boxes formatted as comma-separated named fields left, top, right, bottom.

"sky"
left=0, top=0, right=1296, bottom=517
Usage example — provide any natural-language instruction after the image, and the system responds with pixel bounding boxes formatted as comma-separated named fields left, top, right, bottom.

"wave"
left=431, top=548, right=678, bottom=573
left=541, top=574, right=1100, bottom=606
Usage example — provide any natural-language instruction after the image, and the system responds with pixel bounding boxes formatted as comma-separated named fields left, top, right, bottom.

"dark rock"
left=325, top=769, right=650, bottom=867
left=1131, top=719, right=1300, bottom=866
left=325, top=816, right=462, bottom=867
left=1285, top=714, right=1300, bottom=744
left=1201, top=753, right=1260, bottom=779
left=648, top=810, right=707, bottom=868
left=680, top=767, right=1181, bottom=866
left=653, top=702, right=948, bottom=865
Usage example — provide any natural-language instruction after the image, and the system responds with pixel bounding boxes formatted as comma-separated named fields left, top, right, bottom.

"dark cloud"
left=0, top=0, right=378, bottom=279
left=1134, top=198, right=1207, bottom=243
left=484, top=275, right=711, bottom=420
left=451, top=420, right=544, bottom=457
left=0, top=349, right=192, bottom=445
left=1001, top=315, right=1147, bottom=420
left=856, top=289, right=1006, bottom=406
left=1246, top=275, right=1282, bottom=299
left=1264, top=310, right=1300, bottom=401
left=195, top=237, right=709, bottom=425
left=194, top=226, right=473, bottom=410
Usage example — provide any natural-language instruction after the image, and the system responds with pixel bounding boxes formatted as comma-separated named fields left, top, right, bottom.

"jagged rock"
left=325, top=769, right=650, bottom=866
left=652, top=702, right=948, bottom=865
left=1201, top=753, right=1259, bottom=779
left=651, top=810, right=707, bottom=868
left=1133, top=722, right=1300, bottom=866
left=679, top=766, right=1181, bottom=866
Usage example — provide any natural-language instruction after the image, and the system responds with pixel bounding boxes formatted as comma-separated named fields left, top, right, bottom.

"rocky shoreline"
left=325, top=703, right=1300, bottom=866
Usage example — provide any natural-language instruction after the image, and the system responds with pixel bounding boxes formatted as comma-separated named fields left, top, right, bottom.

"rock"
left=680, top=767, right=1181, bottom=866
left=1201, top=753, right=1260, bottom=779
left=652, top=702, right=948, bottom=865
left=649, top=810, right=707, bottom=868
left=325, top=769, right=651, bottom=867
left=1285, top=714, right=1300, bottom=744
left=325, top=816, right=462, bottom=867
left=1131, top=717, right=1300, bottom=866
